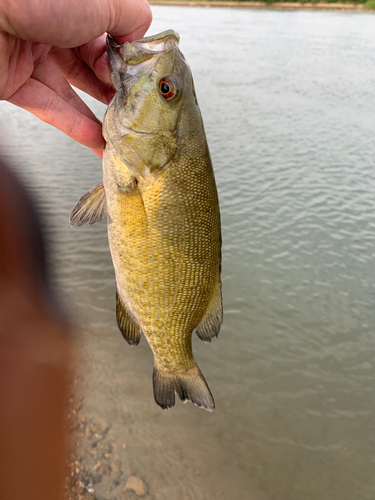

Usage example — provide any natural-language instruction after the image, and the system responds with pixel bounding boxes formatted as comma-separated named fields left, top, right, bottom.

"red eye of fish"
left=159, top=78, right=176, bottom=100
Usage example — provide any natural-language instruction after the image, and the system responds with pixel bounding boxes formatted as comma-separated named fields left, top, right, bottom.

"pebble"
left=111, top=460, right=121, bottom=472
left=81, top=494, right=96, bottom=500
left=91, top=474, right=102, bottom=485
left=103, top=442, right=112, bottom=453
left=98, top=464, right=111, bottom=476
left=124, top=476, right=148, bottom=496
left=101, top=420, right=111, bottom=434
left=111, top=470, right=122, bottom=482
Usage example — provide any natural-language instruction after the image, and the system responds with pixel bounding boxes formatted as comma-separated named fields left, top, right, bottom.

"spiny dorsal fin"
left=194, top=282, right=223, bottom=343
left=116, top=290, right=141, bottom=346
left=153, top=364, right=215, bottom=412
left=69, top=181, right=107, bottom=226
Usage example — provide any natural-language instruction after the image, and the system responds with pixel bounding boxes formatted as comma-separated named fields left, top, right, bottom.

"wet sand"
left=65, top=383, right=151, bottom=500
left=148, top=0, right=370, bottom=11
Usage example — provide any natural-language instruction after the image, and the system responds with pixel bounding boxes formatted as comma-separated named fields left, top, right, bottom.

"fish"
left=70, top=30, right=222, bottom=411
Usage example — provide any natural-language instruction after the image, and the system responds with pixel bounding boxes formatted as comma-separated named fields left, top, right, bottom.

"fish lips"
left=107, top=31, right=181, bottom=88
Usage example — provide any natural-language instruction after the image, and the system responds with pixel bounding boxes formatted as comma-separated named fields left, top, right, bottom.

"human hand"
left=0, top=0, right=152, bottom=157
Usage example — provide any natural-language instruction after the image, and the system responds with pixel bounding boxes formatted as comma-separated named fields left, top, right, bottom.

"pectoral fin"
left=194, top=282, right=223, bottom=343
left=69, top=181, right=107, bottom=226
left=116, top=290, right=142, bottom=346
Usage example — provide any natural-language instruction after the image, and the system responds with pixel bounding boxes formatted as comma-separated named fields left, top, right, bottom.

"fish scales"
left=106, top=147, right=220, bottom=367
left=70, top=30, right=222, bottom=411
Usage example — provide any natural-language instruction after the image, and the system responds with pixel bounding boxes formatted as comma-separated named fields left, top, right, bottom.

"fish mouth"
left=108, top=30, right=180, bottom=77
left=130, top=29, right=180, bottom=54
left=125, top=30, right=180, bottom=76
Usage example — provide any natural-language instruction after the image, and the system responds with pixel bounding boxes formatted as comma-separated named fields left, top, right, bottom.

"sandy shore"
left=65, top=381, right=152, bottom=500
left=148, top=0, right=370, bottom=11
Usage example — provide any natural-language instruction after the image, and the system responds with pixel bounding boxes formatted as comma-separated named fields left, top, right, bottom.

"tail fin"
left=153, top=365, right=215, bottom=412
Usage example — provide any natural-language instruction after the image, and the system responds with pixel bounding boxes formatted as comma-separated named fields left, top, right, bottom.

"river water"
left=1, top=6, right=375, bottom=500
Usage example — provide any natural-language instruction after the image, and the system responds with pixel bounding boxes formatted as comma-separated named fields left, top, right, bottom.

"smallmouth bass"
left=70, top=30, right=222, bottom=411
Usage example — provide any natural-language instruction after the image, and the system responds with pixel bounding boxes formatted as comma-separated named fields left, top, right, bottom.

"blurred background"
left=1, top=6, right=374, bottom=500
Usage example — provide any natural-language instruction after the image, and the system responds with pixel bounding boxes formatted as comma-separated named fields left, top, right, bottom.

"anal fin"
left=116, top=290, right=141, bottom=346
left=194, top=282, right=223, bottom=343
left=70, top=181, right=107, bottom=226
left=153, top=364, right=215, bottom=412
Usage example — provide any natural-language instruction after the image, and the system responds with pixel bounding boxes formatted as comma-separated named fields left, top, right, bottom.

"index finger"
left=107, top=0, right=153, bottom=42
left=2, top=0, right=152, bottom=48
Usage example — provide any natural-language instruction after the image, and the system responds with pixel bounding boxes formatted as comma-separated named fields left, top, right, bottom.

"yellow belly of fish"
left=104, top=151, right=221, bottom=373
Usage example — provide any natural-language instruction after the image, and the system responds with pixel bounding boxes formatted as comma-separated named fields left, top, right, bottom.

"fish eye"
left=159, top=78, right=177, bottom=100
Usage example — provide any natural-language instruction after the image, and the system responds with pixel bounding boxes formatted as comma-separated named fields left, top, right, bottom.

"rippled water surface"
left=1, top=7, right=375, bottom=499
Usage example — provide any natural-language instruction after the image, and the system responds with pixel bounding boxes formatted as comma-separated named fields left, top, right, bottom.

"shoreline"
left=65, top=381, right=151, bottom=500
left=148, top=0, right=371, bottom=11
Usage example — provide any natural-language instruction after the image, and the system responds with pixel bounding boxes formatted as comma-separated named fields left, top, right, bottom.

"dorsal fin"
left=69, top=181, right=107, bottom=226
left=116, top=290, right=141, bottom=346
